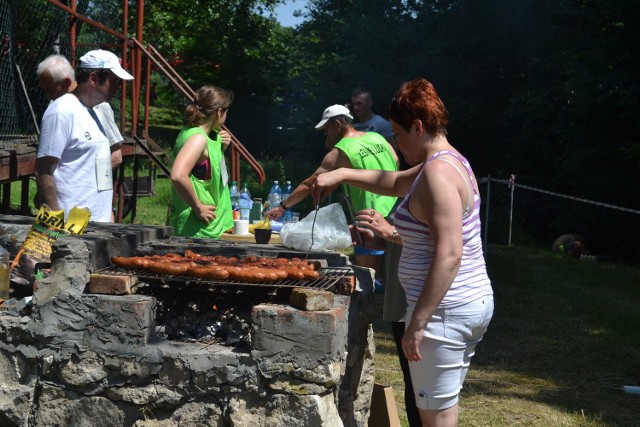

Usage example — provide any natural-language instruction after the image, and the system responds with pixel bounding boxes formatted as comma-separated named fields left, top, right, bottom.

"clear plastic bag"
left=280, top=203, right=352, bottom=251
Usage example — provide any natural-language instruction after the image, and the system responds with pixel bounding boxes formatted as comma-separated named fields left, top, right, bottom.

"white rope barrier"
left=477, top=175, right=640, bottom=251
left=478, top=176, right=640, bottom=215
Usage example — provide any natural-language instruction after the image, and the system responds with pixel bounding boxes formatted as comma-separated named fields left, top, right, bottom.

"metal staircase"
left=48, top=0, right=266, bottom=223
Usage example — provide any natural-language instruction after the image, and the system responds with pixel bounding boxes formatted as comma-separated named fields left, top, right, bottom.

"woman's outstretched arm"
left=313, top=163, right=422, bottom=202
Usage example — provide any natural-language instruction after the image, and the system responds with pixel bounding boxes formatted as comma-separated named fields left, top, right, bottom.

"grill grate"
left=95, top=266, right=355, bottom=295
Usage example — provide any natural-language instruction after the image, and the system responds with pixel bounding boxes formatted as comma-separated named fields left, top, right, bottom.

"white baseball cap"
left=315, top=104, right=354, bottom=129
left=78, top=49, right=134, bottom=80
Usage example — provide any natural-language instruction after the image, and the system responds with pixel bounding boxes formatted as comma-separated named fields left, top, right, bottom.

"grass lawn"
left=374, top=245, right=640, bottom=426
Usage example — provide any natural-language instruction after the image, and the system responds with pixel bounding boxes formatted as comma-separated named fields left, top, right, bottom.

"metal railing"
left=47, top=0, right=266, bottom=195
left=131, top=39, right=265, bottom=185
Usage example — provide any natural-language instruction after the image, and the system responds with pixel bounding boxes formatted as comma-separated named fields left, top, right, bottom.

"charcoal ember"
left=155, top=325, right=165, bottom=337
left=216, top=312, right=250, bottom=346
left=206, top=323, right=221, bottom=336
left=225, top=337, right=241, bottom=346
left=155, top=298, right=252, bottom=347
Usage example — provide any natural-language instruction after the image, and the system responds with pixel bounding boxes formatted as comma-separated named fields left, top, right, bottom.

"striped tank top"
left=395, top=150, right=492, bottom=309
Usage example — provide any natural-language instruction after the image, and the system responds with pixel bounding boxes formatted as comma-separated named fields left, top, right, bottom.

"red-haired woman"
left=170, top=85, right=234, bottom=238
left=314, top=78, right=493, bottom=427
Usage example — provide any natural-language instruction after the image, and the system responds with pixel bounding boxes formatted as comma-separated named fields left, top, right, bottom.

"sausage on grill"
left=187, top=265, right=230, bottom=280
left=111, top=253, right=320, bottom=282
left=148, top=261, right=190, bottom=275
left=111, top=256, right=152, bottom=269
left=225, top=266, right=267, bottom=282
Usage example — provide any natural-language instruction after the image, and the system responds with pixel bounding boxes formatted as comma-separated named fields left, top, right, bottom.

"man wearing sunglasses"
left=35, top=50, right=133, bottom=222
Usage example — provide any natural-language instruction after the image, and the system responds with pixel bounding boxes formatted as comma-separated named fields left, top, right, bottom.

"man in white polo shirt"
left=35, top=49, right=133, bottom=222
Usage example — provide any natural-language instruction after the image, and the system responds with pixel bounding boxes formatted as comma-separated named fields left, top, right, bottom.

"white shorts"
left=407, top=295, right=494, bottom=410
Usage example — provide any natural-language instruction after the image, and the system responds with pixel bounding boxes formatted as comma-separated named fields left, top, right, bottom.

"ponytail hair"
left=184, top=85, right=234, bottom=127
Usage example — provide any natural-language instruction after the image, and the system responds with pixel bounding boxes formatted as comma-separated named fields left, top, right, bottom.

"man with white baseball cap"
left=78, top=49, right=134, bottom=80
left=313, top=104, right=353, bottom=129
left=35, top=49, right=133, bottom=222
left=266, top=103, right=399, bottom=262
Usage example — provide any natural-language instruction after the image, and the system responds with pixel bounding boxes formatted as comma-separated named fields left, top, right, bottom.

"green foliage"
left=488, top=1, right=640, bottom=258
left=138, top=0, right=310, bottom=156
left=296, top=0, right=639, bottom=260
left=147, top=106, right=183, bottom=127
left=131, top=0, right=639, bottom=259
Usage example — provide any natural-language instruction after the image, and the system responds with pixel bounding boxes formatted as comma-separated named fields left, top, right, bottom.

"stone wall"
left=0, top=217, right=376, bottom=427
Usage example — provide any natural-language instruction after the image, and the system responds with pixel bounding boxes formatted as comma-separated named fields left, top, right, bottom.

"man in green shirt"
left=267, top=104, right=399, bottom=268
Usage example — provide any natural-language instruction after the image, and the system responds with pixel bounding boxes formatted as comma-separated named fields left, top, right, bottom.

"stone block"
left=228, top=393, right=343, bottom=427
left=251, top=297, right=349, bottom=377
left=156, top=342, right=259, bottom=392
left=87, top=273, right=139, bottom=295
left=86, top=295, right=156, bottom=351
left=131, top=401, right=225, bottom=427
left=0, top=384, right=33, bottom=427
left=58, top=351, right=107, bottom=386
left=34, top=384, right=126, bottom=427
left=289, top=288, right=334, bottom=311
left=35, top=293, right=157, bottom=351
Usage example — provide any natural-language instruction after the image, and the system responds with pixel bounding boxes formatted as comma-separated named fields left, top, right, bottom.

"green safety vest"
left=334, top=132, right=398, bottom=217
left=170, top=127, right=233, bottom=238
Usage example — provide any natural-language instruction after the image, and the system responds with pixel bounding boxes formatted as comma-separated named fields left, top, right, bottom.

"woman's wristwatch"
left=279, top=201, right=288, bottom=211
left=391, top=228, right=399, bottom=242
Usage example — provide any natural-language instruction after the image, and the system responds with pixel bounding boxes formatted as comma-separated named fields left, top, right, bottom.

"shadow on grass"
left=471, top=245, right=640, bottom=426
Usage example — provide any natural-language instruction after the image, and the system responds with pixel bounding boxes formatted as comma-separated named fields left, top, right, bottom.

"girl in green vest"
left=170, top=85, right=234, bottom=238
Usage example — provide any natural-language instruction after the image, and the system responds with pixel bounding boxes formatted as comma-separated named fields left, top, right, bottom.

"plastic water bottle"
left=249, top=198, right=263, bottom=222
left=282, top=180, right=293, bottom=222
left=238, top=182, right=252, bottom=220
left=282, top=180, right=292, bottom=202
left=229, top=181, right=239, bottom=205
left=229, top=181, right=240, bottom=220
left=268, top=181, right=282, bottom=208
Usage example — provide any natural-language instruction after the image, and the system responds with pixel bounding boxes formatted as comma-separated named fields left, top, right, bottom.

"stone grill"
left=0, top=216, right=376, bottom=427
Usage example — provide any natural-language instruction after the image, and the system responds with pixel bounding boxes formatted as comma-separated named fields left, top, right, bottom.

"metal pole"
left=14, top=63, right=40, bottom=135
left=508, top=174, right=516, bottom=247
left=53, top=35, right=60, bottom=54
left=483, top=174, right=490, bottom=253
left=121, top=0, right=129, bottom=132
left=69, top=0, right=77, bottom=64
left=132, top=0, right=144, bottom=136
